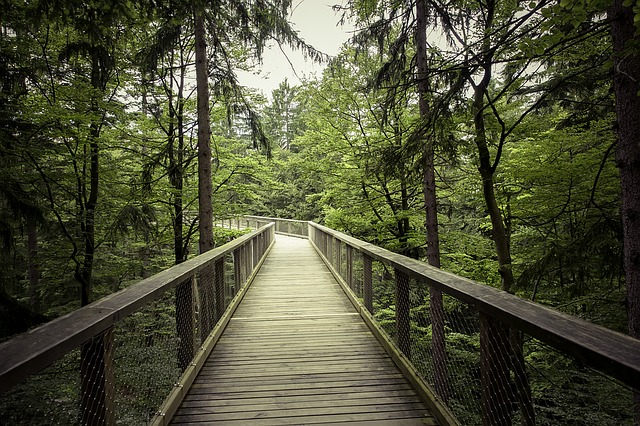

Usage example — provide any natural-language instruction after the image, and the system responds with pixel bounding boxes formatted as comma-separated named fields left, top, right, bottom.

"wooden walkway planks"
left=171, top=235, right=437, bottom=425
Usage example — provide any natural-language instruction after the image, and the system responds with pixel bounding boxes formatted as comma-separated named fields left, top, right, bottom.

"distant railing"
left=218, top=215, right=309, bottom=238
left=308, top=221, right=640, bottom=426
left=0, top=224, right=275, bottom=425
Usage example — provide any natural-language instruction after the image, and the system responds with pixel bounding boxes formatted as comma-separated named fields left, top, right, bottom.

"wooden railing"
left=218, top=215, right=309, bottom=237
left=3, top=215, right=639, bottom=425
left=307, top=221, right=640, bottom=425
left=0, top=224, right=275, bottom=425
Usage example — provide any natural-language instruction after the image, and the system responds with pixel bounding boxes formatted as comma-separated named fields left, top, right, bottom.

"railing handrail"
left=241, top=215, right=308, bottom=224
left=308, top=221, right=640, bottom=390
left=0, top=223, right=275, bottom=395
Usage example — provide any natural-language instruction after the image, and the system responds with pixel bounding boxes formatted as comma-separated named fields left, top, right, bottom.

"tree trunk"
left=610, top=0, right=640, bottom=420
left=194, top=10, right=216, bottom=341
left=416, top=0, right=448, bottom=403
left=195, top=11, right=214, bottom=255
left=79, top=45, right=114, bottom=426
left=165, top=28, right=196, bottom=371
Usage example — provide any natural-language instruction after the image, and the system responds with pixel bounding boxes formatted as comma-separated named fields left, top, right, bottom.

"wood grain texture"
left=171, top=235, right=437, bottom=425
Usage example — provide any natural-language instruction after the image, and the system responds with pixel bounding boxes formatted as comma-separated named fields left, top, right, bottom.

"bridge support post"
left=363, top=254, right=373, bottom=314
left=480, top=312, right=512, bottom=426
left=395, top=268, right=411, bottom=359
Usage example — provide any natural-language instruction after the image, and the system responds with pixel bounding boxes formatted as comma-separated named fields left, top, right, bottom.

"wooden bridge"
left=171, top=235, right=437, bottom=425
left=1, top=217, right=639, bottom=425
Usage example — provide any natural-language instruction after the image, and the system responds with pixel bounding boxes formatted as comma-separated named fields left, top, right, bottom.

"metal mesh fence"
left=309, top=223, right=639, bottom=426
left=0, top=348, right=82, bottom=425
left=0, top=226, right=274, bottom=425
left=113, top=293, right=180, bottom=424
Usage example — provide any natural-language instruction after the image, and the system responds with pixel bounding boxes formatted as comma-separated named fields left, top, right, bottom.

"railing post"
left=346, top=245, right=353, bottom=290
left=233, top=248, right=242, bottom=290
left=243, top=244, right=250, bottom=282
left=239, top=245, right=246, bottom=284
left=336, top=240, right=342, bottom=277
left=395, top=268, right=411, bottom=359
left=246, top=243, right=252, bottom=277
left=480, top=312, right=512, bottom=426
left=214, top=257, right=225, bottom=323
left=329, top=235, right=336, bottom=267
left=252, top=238, right=258, bottom=268
left=80, top=328, right=115, bottom=426
left=363, top=254, right=373, bottom=314
left=323, top=232, right=328, bottom=258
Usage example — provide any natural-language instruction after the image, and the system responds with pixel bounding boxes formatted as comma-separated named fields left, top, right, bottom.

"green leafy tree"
left=263, top=79, right=306, bottom=151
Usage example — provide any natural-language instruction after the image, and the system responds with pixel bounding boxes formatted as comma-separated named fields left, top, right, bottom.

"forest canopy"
left=0, top=0, right=638, bottom=352
left=1, top=0, right=640, bottom=424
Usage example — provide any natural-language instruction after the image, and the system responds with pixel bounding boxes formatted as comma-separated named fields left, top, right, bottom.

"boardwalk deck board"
left=171, top=235, right=437, bottom=425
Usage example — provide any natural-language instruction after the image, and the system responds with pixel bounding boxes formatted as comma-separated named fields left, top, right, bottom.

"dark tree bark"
left=195, top=11, right=214, bottom=255
left=611, top=0, right=640, bottom=342
left=77, top=48, right=104, bottom=307
left=610, top=0, right=640, bottom=420
left=416, top=0, right=448, bottom=403
left=468, top=3, right=534, bottom=424
left=194, top=10, right=216, bottom=343
left=79, top=38, right=114, bottom=426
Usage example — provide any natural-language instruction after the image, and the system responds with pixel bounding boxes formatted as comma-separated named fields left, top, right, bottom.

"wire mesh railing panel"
left=351, top=249, right=364, bottom=299
left=307, top=222, right=640, bottom=426
left=371, top=259, right=396, bottom=334
left=225, top=253, right=236, bottom=302
left=339, top=241, right=348, bottom=282
left=112, top=293, right=181, bottom=425
left=440, top=296, right=482, bottom=424
left=0, top=348, right=81, bottom=425
left=0, top=226, right=274, bottom=425
left=520, top=337, right=635, bottom=425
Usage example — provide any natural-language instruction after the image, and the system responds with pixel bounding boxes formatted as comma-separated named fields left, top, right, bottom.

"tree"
left=610, top=0, right=640, bottom=419
left=263, top=79, right=306, bottom=150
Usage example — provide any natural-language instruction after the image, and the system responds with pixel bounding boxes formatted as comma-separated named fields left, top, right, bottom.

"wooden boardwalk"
left=171, top=235, right=437, bottom=425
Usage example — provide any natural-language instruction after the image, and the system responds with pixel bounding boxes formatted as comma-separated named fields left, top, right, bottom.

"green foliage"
left=0, top=0, right=635, bottom=423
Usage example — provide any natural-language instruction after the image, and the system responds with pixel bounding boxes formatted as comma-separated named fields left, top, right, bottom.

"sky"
left=236, top=1, right=355, bottom=96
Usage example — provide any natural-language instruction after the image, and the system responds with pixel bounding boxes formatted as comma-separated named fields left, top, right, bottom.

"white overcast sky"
left=237, top=0, right=354, bottom=95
